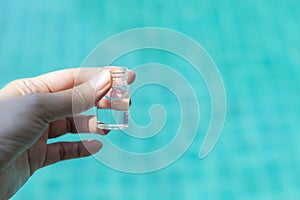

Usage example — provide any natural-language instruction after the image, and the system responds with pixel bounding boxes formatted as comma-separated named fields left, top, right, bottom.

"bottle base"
left=97, top=123, right=128, bottom=130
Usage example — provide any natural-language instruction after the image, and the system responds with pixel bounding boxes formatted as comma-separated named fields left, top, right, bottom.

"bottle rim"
left=110, top=66, right=127, bottom=78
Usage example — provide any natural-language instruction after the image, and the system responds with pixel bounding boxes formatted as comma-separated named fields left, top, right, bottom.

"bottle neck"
left=111, top=68, right=127, bottom=86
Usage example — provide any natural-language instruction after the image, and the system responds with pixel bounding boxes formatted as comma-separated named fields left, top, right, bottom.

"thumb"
left=38, top=69, right=112, bottom=121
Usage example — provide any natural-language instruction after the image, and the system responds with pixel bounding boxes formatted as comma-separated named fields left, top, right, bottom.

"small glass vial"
left=97, top=67, right=129, bottom=130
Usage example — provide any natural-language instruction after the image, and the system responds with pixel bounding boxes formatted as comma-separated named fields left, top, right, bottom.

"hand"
left=0, top=67, right=136, bottom=199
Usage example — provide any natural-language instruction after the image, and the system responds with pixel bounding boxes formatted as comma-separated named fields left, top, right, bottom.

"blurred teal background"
left=1, top=0, right=300, bottom=199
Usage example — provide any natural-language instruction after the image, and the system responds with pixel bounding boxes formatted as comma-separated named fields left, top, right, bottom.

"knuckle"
left=9, top=78, right=40, bottom=95
left=59, top=143, right=66, bottom=160
left=72, top=86, right=93, bottom=112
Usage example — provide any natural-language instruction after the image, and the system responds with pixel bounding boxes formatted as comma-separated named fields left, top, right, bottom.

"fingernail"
left=89, top=70, right=111, bottom=90
left=127, top=70, right=136, bottom=83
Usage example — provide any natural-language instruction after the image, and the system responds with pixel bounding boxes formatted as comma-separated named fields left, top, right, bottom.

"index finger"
left=0, top=67, right=136, bottom=97
left=38, top=67, right=135, bottom=92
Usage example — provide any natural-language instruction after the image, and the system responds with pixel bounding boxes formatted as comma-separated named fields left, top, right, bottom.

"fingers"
left=34, top=69, right=112, bottom=122
left=42, top=140, right=102, bottom=167
left=48, top=115, right=109, bottom=138
left=0, top=67, right=136, bottom=99
left=0, top=68, right=93, bottom=98
left=37, top=67, right=135, bottom=92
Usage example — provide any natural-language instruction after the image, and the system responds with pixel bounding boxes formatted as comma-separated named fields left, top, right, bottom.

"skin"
left=0, top=67, right=136, bottom=199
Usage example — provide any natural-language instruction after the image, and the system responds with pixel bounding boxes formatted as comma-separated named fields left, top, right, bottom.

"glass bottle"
left=97, top=67, right=129, bottom=130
